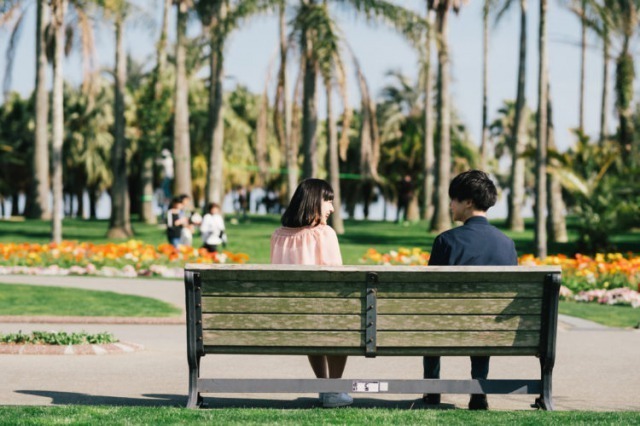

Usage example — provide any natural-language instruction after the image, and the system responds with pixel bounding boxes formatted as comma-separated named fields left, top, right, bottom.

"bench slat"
left=199, top=270, right=366, bottom=282
left=377, top=282, right=543, bottom=298
left=202, top=297, right=362, bottom=314
left=374, top=271, right=551, bottom=283
left=203, top=330, right=363, bottom=347
left=202, top=313, right=363, bottom=330
left=378, top=330, right=541, bottom=347
left=377, top=314, right=540, bottom=331
left=200, top=281, right=364, bottom=298
left=378, top=298, right=542, bottom=315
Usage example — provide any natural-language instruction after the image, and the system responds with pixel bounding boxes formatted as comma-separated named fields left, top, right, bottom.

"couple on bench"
left=270, top=170, right=517, bottom=409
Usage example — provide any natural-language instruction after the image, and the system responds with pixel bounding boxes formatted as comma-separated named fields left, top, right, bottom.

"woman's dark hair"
left=205, top=202, right=220, bottom=214
left=281, top=179, right=334, bottom=227
left=448, top=170, right=497, bottom=211
left=170, top=196, right=182, bottom=209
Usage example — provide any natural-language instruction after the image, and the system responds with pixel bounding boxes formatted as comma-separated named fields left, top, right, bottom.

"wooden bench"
left=184, top=264, right=561, bottom=410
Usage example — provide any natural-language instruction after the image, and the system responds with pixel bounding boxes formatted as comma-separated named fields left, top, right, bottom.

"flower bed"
left=361, top=248, right=640, bottom=308
left=0, top=241, right=249, bottom=278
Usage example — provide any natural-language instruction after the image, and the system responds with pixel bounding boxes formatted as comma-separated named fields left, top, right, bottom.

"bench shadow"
left=15, top=390, right=185, bottom=407
left=202, top=397, right=456, bottom=410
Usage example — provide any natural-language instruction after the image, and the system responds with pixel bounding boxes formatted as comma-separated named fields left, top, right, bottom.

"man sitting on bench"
left=423, top=170, right=518, bottom=410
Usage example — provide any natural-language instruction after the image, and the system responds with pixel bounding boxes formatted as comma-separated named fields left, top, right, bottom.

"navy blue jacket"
left=428, top=216, right=517, bottom=266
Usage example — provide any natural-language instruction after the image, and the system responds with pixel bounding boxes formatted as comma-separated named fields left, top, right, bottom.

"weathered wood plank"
left=198, top=269, right=366, bottom=283
left=376, top=282, right=544, bottom=298
left=378, top=331, right=541, bottom=347
left=377, top=314, right=541, bottom=331
left=200, top=346, right=538, bottom=356
left=373, top=271, right=552, bottom=284
left=203, top=330, right=363, bottom=347
left=200, top=281, right=364, bottom=298
left=378, top=298, right=541, bottom=315
left=202, top=297, right=363, bottom=314
left=202, top=313, right=363, bottom=330
left=187, top=264, right=561, bottom=275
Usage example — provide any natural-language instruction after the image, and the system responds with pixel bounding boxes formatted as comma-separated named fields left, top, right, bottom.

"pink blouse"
left=270, top=224, right=343, bottom=266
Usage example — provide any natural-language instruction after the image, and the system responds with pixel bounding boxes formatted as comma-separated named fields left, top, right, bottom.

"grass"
left=559, top=301, right=640, bottom=329
left=0, top=283, right=181, bottom=317
left=0, top=406, right=638, bottom=425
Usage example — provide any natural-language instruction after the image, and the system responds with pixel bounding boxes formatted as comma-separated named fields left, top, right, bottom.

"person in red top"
left=270, top=178, right=352, bottom=408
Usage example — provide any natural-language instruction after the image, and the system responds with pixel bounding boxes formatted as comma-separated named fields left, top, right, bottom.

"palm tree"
left=535, top=0, right=549, bottom=259
left=480, top=0, right=491, bottom=171
left=28, top=0, right=51, bottom=219
left=491, top=0, right=528, bottom=230
left=50, top=0, right=67, bottom=242
left=421, top=8, right=435, bottom=221
left=428, top=0, right=467, bottom=234
left=546, top=83, right=568, bottom=243
left=139, top=0, right=172, bottom=225
left=292, top=0, right=424, bottom=181
left=105, top=0, right=133, bottom=238
left=173, top=0, right=193, bottom=198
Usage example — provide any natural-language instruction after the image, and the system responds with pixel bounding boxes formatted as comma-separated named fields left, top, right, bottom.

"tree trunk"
left=27, top=0, right=51, bottom=220
left=326, top=82, right=344, bottom=234
left=616, top=47, right=635, bottom=165
left=535, top=0, right=548, bottom=259
left=546, top=83, right=568, bottom=243
left=508, top=0, right=527, bottom=232
left=50, top=0, right=66, bottom=243
left=107, top=14, right=133, bottom=239
left=89, top=188, right=98, bottom=219
left=431, top=8, right=451, bottom=233
left=173, top=1, right=193, bottom=198
left=76, top=188, right=84, bottom=219
left=578, top=0, right=586, bottom=132
left=301, top=28, right=318, bottom=179
left=422, top=8, right=435, bottom=222
left=599, top=27, right=610, bottom=145
left=140, top=155, right=156, bottom=224
left=206, top=22, right=226, bottom=205
left=480, top=0, right=490, bottom=171
left=288, top=57, right=305, bottom=202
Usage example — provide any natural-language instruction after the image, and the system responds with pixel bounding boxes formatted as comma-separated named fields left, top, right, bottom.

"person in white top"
left=199, top=203, right=227, bottom=253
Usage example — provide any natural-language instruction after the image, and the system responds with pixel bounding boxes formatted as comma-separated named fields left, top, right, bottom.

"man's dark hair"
left=178, top=194, right=190, bottom=202
left=448, top=170, right=497, bottom=211
left=281, top=179, right=334, bottom=227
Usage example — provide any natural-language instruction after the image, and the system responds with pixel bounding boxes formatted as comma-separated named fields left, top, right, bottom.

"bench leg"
left=186, top=355, right=202, bottom=409
left=534, top=356, right=554, bottom=411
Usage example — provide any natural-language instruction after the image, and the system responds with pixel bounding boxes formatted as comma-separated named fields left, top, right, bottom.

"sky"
left=0, top=0, right=616, bottom=156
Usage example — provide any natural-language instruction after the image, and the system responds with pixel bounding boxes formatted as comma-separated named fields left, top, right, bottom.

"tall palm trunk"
left=546, top=83, right=567, bottom=243
left=107, top=13, right=133, bottom=238
left=508, top=0, right=527, bottom=232
left=301, top=42, right=318, bottom=178
left=616, top=41, right=635, bottom=165
left=599, top=27, right=610, bottom=145
left=173, top=1, right=193, bottom=198
left=277, top=5, right=296, bottom=201
left=422, top=9, right=435, bottom=222
left=480, top=0, right=490, bottom=171
left=431, top=7, right=451, bottom=233
left=50, top=0, right=66, bottom=243
left=535, top=0, right=548, bottom=259
left=326, top=81, right=344, bottom=234
left=206, top=3, right=227, bottom=205
left=578, top=0, right=586, bottom=131
left=28, top=0, right=51, bottom=220
left=140, top=0, right=171, bottom=224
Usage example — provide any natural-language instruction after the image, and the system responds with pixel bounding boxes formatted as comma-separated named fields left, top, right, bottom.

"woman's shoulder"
left=272, top=224, right=335, bottom=238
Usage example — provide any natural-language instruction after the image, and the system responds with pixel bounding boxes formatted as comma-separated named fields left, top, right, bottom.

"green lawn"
left=560, top=301, right=640, bottom=329
left=0, top=406, right=638, bottom=425
left=0, top=283, right=181, bottom=317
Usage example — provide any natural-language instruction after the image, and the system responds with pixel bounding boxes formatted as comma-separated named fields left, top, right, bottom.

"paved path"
left=1, top=275, right=639, bottom=411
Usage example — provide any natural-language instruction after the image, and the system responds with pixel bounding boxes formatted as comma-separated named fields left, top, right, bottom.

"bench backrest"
left=184, top=264, right=561, bottom=358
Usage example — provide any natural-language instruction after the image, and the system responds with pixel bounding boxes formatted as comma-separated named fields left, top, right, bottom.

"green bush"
left=0, top=331, right=118, bottom=345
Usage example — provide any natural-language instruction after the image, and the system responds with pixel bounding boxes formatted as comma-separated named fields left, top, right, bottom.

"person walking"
left=423, top=170, right=518, bottom=410
left=200, top=203, right=227, bottom=253
left=270, top=178, right=353, bottom=408
left=166, top=196, right=187, bottom=248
